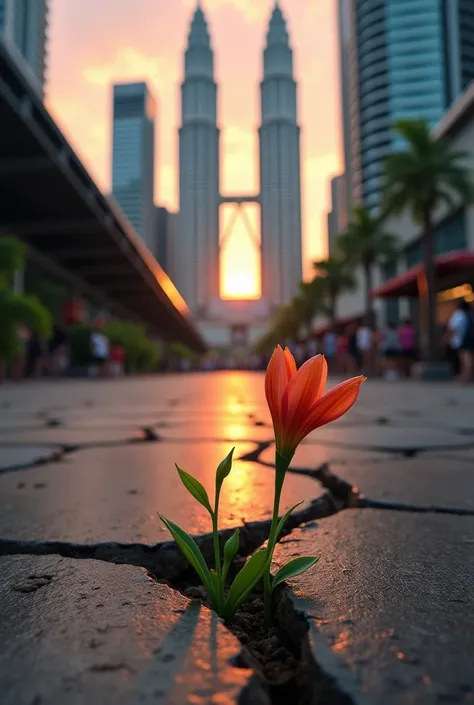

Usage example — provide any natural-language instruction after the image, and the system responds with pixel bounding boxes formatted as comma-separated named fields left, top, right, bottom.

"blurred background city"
left=2, top=0, right=474, bottom=379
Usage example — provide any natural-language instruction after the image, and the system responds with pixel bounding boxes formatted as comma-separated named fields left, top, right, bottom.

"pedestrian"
left=444, top=299, right=470, bottom=379
left=26, top=331, right=45, bottom=378
left=380, top=322, right=401, bottom=380
left=48, top=323, right=67, bottom=377
left=459, top=302, right=474, bottom=384
left=356, top=318, right=373, bottom=374
left=335, top=327, right=349, bottom=374
left=347, top=323, right=361, bottom=374
left=323, top=327, right=337, bottom=373
left=90, top=325, right=110, bottom=377
left=109, top=343, right=125, bottom=377
left=398, top=319, right=416, bottom=378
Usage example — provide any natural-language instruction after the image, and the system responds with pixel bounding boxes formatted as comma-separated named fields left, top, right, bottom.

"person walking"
left=347, top=323, right=361, bottom=374
left=380, top=322, right=401, bottom=381
left=454, top=300, right=474, bottom=384
left=90, top=326, right=110, bottom=377
left=356, top=318, right=373, bottom=374
left=444, top=299, right=470, bottom=379
left=48, top=324, right=67, bottom=377
left=323, top=327, right=337, bottom=373
left=398, top=319, right=416, bottom=378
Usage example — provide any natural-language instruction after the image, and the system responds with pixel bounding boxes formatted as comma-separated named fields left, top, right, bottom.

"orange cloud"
left=183, top=0, right=270, bottom=23
left=47, top=0, right=341, bottom=289
left=83, top=46, right=178, bottom=89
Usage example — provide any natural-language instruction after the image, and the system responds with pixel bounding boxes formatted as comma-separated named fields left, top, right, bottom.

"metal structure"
left=0, top=38, right=206, bottom=352
left=177, top=1, right=302, bottom=316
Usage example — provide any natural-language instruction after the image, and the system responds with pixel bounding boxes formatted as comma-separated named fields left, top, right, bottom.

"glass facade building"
left=112, top=82, right=156, bottom=251
left=0, top=0, right=48, bottom=96
left=341, top=0, right=474, bottom=210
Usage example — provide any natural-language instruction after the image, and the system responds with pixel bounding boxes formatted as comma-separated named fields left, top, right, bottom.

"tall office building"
left=176, top=1, right=302, bottom=325
left=111, top=82, right=156, bottom=250
left=154, top=206, right=176, bottom=278
left=176, top=2, right=220, bottom=315
left=0, top=0, right=48, bottom=96
left=259, top=1, right=302, bottom=310
left=340, top=0, right=474, bottom=210
left=327, top=174, right=348, bottom=254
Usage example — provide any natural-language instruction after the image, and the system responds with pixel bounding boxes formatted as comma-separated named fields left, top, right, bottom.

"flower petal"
left=294, top=376, right=365, bottom=446
left=283, top=347, right=297, bottom=380
left=265, top=346, right=293, bottom=433
left=282, top=354, right=327, bottom=427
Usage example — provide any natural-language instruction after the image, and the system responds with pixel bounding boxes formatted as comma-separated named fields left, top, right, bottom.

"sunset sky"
left=47, top=0, right=342, bottom=294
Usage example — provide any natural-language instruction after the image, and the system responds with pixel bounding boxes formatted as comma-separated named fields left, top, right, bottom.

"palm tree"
left=313, top=255, right=355, bottom=322
left=338, top=204, right=398, bottom=317
left=384, top=119, right=474, bottom=361
left=0, top=237, right=51, bottom=366
left=291, top=279, right=327, bottom=332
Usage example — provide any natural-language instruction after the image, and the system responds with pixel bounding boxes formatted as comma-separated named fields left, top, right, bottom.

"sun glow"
left=220, top=202, right=261, bottom=300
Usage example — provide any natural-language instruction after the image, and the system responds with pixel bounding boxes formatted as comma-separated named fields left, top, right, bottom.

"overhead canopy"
left=371, top=250, right=474, bottom=299
left=0, top=39, right=206, bottom=353
left=311, top=313, right=363, bottom=337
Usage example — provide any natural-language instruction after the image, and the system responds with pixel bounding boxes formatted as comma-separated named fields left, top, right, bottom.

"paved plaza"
left=0, top=372, right=473, bottom=704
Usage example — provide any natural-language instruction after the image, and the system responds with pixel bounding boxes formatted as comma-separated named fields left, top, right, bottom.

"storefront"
left=371, top=250, right=474, bottom=333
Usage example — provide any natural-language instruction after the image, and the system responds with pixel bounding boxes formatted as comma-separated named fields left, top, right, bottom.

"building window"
left=404, top=209, right=467, bottom=269
left=381, top=259, right=399, bottom=323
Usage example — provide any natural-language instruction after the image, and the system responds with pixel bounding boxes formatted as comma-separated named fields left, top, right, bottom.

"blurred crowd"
left=276, top=318, right=418, bottom=381
left=1, top=323, right=126, bottom=382
left=263, top=298, right=474, bottom=383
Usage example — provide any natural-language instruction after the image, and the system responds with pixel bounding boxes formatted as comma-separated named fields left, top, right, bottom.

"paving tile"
left=0, top=556, right=254, bottom=705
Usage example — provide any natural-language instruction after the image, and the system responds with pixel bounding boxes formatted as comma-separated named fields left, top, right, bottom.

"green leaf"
left=272, top=556, right=320, bottom=590
left=158, top=514, right=216, bottom=604
left=268, top=501, right=303, bottom=555
left=176, top=465, right=213, bottom=515
left=222, top=529, right=240, bottom=582
left=215, top=447, right=235, bottom=499
left=223, top=550, right=267, bottom=620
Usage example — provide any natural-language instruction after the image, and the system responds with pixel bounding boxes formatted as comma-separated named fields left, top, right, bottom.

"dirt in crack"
left=152, top=564, right=354, bottom=705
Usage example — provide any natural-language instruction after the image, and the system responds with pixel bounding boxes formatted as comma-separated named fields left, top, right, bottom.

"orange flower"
left=265, top=345, right=365, bottom=457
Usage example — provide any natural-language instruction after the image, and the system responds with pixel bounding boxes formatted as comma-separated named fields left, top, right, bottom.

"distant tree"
left=338, top=204, right=398, bottom=317
left=291, top=279, right=327, bottom=332
left=312, top=255, right=356, bottom=322
left=0, top=237, right=51, bottom=365
left=384, top=119, right=474, bottom=360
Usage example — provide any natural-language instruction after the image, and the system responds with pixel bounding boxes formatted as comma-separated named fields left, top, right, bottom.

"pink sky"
left=47, top=0, right=342, bottom=287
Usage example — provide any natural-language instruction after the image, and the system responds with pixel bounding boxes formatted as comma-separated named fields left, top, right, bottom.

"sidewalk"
left=0, top=372, right=473, bottom=703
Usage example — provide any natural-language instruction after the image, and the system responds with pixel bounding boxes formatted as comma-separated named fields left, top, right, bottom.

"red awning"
left=371, top=250, right=474, bottom=298
left=312, top=313, right=364, bottom=337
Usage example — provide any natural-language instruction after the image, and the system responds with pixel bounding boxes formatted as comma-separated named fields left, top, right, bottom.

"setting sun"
left=220, top=202, right=261, bottom=300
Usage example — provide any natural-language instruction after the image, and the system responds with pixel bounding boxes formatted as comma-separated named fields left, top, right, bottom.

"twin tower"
left=176, top=1, right=302, bottom=319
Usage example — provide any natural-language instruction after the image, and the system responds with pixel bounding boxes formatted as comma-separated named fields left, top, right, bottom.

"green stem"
left=213, top=497, right=223, bottom=612
left=264, top=450, right=292, bottom=625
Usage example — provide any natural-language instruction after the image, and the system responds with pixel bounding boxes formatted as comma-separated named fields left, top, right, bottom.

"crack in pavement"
left=1, top=462, right=473, bottom=579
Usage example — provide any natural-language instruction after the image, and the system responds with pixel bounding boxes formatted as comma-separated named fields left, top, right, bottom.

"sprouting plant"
left=158, top=448, right=267, bottom=620
left=263, top=346, right=365, bottom=623
left=159, top=347, right=365, bottom=625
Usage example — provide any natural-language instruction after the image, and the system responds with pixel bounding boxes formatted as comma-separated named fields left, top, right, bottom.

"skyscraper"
left=327, top=174, right=348, bottom=254
left=176, top=1, right=302, bottom=334
left=177, top=2, right=220, bottom=315
left=0, top=0, right=48, bottom=96
left=259, top=1, right=302, bottom=310
left=154, top=206, right=176, bottom=278
left=111, top=82, right=156, bottom=251
left=340, top=0, right=474, bottom=210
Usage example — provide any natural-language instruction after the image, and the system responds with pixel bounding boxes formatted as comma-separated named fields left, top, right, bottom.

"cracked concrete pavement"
left=0, top=372, right=473, bottom=704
